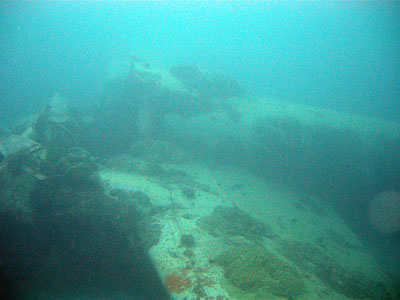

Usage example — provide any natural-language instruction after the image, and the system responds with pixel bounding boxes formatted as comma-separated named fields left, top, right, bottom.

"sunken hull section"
left=1, top=59, right=399, bottom=299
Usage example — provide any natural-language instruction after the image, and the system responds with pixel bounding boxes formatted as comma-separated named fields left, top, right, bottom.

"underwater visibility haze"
left=1, top=1, right=400, bottom=300
left=1, top=1, right=400, bottom=123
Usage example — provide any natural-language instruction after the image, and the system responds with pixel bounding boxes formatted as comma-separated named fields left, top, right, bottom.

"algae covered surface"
left=196, top=205, right=275, bottom=242
left=214, top=245, right=305, bottom=299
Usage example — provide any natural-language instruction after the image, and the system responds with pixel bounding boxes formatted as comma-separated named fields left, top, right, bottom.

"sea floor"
left=99, top=155, right=392, bottom=300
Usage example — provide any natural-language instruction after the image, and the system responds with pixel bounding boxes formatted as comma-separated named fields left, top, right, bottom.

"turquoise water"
left=1, top=1, right=399, bottom=123
left=1, top=2, right=400, bottom=300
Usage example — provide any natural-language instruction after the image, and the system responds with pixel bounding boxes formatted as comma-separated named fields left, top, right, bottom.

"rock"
left=0, top=135, right=40, bottom=158
left=48, top=93, right=71, bottom=123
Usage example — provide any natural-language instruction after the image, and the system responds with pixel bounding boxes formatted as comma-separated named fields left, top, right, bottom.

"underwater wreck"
left=1, top=57, right=400, bottom=300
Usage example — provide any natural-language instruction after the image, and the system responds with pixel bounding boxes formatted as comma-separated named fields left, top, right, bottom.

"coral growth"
left=197, top=206, right=275, bottom=242
left=213, top=245, right=305, bottom=298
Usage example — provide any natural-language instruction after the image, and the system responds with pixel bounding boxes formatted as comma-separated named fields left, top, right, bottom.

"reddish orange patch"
left=165, top=272, right=191, bottom=294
